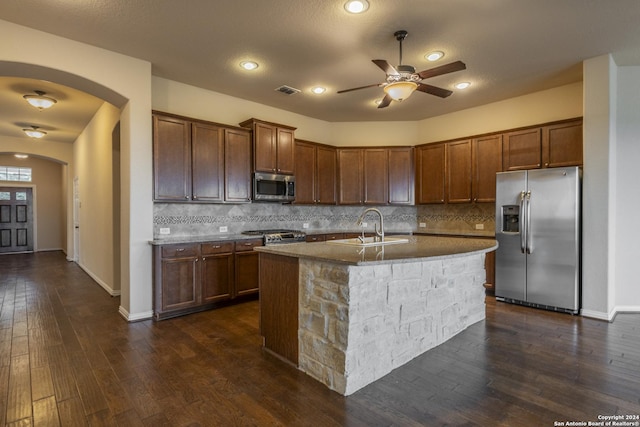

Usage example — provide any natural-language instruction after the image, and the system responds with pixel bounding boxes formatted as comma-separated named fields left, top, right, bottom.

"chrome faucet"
left=356, top=208, right=384, bottom=242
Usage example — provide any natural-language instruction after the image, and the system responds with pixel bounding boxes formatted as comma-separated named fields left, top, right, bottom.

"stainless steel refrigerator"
left=495, top=167, right=581, bottom=314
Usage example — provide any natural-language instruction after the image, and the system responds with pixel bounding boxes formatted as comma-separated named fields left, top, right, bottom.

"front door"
left=0, top=187, right=34, bottom=253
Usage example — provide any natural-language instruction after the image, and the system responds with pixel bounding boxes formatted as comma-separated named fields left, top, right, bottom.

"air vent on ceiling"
left=275, top=85, right=301, bottom=95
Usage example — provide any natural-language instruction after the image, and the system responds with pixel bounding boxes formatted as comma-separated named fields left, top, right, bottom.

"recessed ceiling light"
left=14, top=154, right=29, bottom=159
left=455, top=82, right=471, bottom=90
left=240, top=61, right=259, bottom=71
left=311, top=86, right=326, bottom=94
left=344, top=0, right=369, bottom=14
left=425, top=51, right=444, bottom=62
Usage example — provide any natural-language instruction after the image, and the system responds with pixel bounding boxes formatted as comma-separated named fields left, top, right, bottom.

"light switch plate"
left=303, top=223, right=309, bottom=229
left=419, top=222, right=426, bottom=228
left=475, top=223, right=485, bottom=230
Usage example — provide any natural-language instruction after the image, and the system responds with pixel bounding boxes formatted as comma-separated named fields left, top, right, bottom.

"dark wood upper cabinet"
left=153, top=112, right=252, bottom=203
left=388, top=147, right=414, bottom=205
left=472, top=134, right=503, bottom=203
left=503, top=128, right=542, bottom=171
left=338, top=149, right=364, bottom=205
left=224, top=128, right=252, bottom=203
left=542, top=119, right=583, bottom=168
left=153, top=115, right=191, bottom=201
left=240, top=118, right=296, bottom=174
left=294, top=140, right=337, bottom=205
left=446, top=140, right=473, bottom=203
left=191, top=122, right=224, bottom=202
left=315, top=145, right=337, bottom=204
left=363, top=148, right=388, bottom=205
left=416, top=143, right=446, bottom=204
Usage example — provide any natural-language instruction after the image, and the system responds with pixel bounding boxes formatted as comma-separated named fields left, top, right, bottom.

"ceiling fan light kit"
left=338, top=30, right=466, bottom=108
left=23, top=90, right=57, bottom=110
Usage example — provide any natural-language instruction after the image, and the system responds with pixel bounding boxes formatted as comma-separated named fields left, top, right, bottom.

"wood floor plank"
left=1, top=251, right=640, bottom=426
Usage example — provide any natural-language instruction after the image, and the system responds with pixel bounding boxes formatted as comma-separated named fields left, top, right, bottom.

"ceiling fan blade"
left=377, top=94, right=392, bottom=109
left=417, top=60, right=466, bottom=80
left=372, top=59, right=399, bottom=75
left=337, top=83, right=383, bottom=94
left=416, top=83, right=453, bottom=98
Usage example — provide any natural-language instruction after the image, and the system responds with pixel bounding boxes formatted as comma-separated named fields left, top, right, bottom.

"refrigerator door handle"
left=519, top=191, right=527, bottom=253
left=526, top=191, right=533, bottom=254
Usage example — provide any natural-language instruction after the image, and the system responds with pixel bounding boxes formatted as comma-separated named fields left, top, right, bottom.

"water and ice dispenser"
left=501, top=205, right=520, bottom=233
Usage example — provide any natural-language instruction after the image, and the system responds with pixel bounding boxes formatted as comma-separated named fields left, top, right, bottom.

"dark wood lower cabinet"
left=259, top=253, right=299, bottom=365
left=153, top=238, right=262, bottom=320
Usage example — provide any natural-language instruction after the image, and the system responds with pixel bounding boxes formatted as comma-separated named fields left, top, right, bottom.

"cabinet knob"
left=193, top=195, right=197, bottom=199
left=185, top=195, right=189, bottom=200
left=544, top=163, right=549, bottom=167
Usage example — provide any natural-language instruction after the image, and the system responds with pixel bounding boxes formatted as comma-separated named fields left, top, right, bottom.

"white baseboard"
left=580, top=308, right=613, bottom=321
left=77, top=261, right=120, bottom=297
left=581, top=306, right=640, bottom=322
left=119, top=305, right=153, bottom=322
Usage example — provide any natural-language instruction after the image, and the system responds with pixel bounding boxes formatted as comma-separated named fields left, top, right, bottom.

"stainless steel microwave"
left=253, top=172, right=295, bottom=202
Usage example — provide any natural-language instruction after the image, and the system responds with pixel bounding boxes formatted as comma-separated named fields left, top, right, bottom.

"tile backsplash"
left=153, top=202, right=496, bottom=239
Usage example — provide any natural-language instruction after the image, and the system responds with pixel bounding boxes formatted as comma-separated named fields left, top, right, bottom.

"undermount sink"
left=327, top=236, right=410, bottom=247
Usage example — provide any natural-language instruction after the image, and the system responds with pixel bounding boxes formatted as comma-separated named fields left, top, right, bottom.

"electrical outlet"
left=361, top=222, right=368, bottom=228
left=159, top=228, right=170, bottom=235
left=219, top=226, right=228, bottom=233
left=475, top=223, right=485, bottom=230
left=419, top=222, right=426, bottom=228
left=302, top=223, right=309, bottom=229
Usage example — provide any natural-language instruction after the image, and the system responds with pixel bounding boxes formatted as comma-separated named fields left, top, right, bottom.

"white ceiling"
left=2, top=0, right=640, bottom=143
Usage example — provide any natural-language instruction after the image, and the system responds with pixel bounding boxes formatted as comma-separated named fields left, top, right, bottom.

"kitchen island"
left=256, top=235, right=497, bottom=395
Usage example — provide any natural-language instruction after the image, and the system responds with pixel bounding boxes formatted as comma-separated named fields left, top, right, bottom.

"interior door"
left=0, top=187, right=34, bottom=253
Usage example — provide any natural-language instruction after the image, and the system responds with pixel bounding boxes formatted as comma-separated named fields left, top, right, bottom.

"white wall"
left=614, top=65, right=640, bottom=312
left=0, top=154, right=64, bottom=251
left=582, top=55, right=617, bottom=319
left=73, top=102, right=121, bottom=295
left=1, top=19, right=153, bottom=321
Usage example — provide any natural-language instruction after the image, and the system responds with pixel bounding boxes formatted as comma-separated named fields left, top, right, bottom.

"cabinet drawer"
left=235, top=239, right=263, bottom=252
left=306, top=234, right=325, bottom=242
left=201, top=241, right=234, bottom=255
left=324, top=233, right=345, bottom=241
left=161, top=244, right=199, bottom=258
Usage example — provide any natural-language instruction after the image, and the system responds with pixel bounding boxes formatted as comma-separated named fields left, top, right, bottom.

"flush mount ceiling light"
left=455, top=81, right=471, bottom=90
left=311, top=86, right=326, bottom=94
left=425, top=51, right=444, bottom=62
left=240, top=61, right=259, bottom=71
left=344, top=0, right=369, bottom=13
left=23, top=90, right=57, bottom=110
left=383, top=81, right=418, bottom=101
left=23, top=125, right=47, bottom=138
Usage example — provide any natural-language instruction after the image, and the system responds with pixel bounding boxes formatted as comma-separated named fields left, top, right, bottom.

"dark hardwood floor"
left=1, top=251, right=639, bottom=426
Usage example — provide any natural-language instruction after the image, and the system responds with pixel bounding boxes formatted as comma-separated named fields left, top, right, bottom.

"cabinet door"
left=472, top=135, right=503, bottom=203
left=294, top=141, right=316, bottom=204
left=276, top=128, right=295, bottom=174
left=201, top=253, right=233, bottom=303
left=363, top=149, right=388, bottom=205
left=191, top=122, right=224, bottom=202
left=160, top=256, right=199, bottom=311
left=337, top=149, right=364, bottom=204
left=416, top=143, right=445, bottom=204
left=235, top=251, right=260, bottom=296
left=388, top=147, right=414, bottom=205
left=542, top=120, right=583, bottom=167
left=224, top=128, right=252, bottom=203
left=447, top=140, right=472, bottom=203
left=153, top=115, right=191, bottom=201
left=503, top=128, right=541, bottom=170
left=316, top=145, right=337, bottom=204
left=254, top=123, right=276, bottom=173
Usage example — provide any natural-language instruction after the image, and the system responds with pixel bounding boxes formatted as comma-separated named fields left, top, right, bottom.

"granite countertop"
left=255, top=235, right=498, bottom=266
left=149, top=233, right=260, bottom=246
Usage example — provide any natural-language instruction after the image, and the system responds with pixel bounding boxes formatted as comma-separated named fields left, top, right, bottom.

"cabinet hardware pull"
left=213, top=245, right=221, bottom=249
left=176, top=248, right=185, bottom=252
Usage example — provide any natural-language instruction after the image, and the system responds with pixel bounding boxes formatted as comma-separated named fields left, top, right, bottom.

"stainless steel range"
left=242, top=229, right=306, bottom=245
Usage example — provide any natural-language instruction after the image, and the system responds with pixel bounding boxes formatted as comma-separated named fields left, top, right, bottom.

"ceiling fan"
left=338, top=30, right=466, bottom=108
